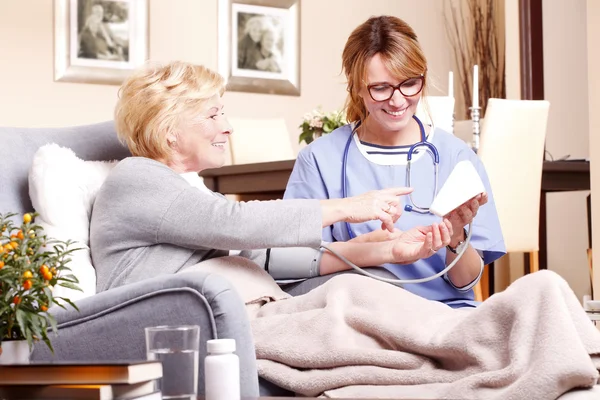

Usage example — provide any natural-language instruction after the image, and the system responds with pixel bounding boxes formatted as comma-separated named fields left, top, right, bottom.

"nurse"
left=284, top=15, right=506, bottom=308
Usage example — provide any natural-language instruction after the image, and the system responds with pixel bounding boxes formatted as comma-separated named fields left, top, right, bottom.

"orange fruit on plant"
left=9, top=242, right=18, bottom=250
left=43, top=271, right=53, bottom=281
left=23, top=270, right=32, bottom=279
left=40, top=305, right=48, bottom=312
left=23, top=214, right=32, bottom=224
left=23, top=280, right=32, bottom=290
left=40, top=264, right=49, bottom=275
left=13, top=296, right=20, bottom=305
left=0, top=261, right=4, bottom=269
left=17, top=230, right=24, bottom=240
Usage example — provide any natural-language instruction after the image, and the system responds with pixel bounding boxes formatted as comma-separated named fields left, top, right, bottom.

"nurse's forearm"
left=445, top=245, right=483, bottom=288
left=319, top=241, right=392, bottom=275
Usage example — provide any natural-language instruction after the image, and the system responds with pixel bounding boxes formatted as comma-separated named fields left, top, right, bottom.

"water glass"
left=145, top=325, right=200, bottom=399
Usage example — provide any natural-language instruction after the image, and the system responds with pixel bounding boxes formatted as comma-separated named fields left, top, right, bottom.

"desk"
left=201, top=159, right=591, bottom=270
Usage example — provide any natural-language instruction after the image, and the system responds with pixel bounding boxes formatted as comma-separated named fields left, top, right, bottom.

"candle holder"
left=470, top=106, right=481, bottom=153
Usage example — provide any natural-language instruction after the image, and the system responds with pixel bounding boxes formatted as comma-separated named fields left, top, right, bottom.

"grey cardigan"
left=90, top=157, right=323, bottom=292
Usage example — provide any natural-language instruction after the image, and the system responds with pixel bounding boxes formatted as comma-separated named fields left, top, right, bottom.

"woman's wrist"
left=381, top=240, right=396, bottom=264
left=448, top=227, right=466, bottom=248
left=319, top=199, right=346, bottom=227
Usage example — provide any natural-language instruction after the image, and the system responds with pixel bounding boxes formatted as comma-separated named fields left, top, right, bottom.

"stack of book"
left=0, top=360, right=162, bottom=399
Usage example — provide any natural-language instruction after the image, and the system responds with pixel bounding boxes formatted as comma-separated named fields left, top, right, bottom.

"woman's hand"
left=320, top=187, right=413, bottom=231
left=388, top=220, right=453, bottom=264
left=343, top=187, right=413, bottom=232
left=446, top=193, right=487, bottom=246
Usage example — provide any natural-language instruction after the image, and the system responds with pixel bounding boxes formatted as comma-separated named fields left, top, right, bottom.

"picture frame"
left=54, top=0, right=149, bottom=85
left=218, top=0, right=301, bottom=96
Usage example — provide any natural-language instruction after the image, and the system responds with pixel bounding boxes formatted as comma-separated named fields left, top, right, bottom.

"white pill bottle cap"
left=207, top=338, right=236, bottom=354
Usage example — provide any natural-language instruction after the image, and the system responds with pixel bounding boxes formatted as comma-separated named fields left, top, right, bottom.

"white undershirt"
left=352, top=126, right=436, bottom=166
left=179, top=172, right=213, bottom=195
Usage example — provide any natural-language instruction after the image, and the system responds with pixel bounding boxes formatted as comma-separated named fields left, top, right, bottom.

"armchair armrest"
left=31, top=270, right=259, bottom=397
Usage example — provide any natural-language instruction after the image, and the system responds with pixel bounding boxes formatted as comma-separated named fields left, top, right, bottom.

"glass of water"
left=145, top=325, right=200, bottom=399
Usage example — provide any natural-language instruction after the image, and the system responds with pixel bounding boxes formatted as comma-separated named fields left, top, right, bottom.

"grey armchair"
left=0, top=121, right=280, bottom=397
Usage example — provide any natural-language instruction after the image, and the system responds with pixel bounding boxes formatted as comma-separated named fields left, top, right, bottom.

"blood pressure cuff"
left=265, top=246, right=325, bottom=280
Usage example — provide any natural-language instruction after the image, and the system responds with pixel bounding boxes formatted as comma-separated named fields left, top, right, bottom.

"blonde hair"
left=114, top=61, right=225, bottom=160
left=342, top=16, right=428, bottom=124
left=244, top=16, right=265, bottom=35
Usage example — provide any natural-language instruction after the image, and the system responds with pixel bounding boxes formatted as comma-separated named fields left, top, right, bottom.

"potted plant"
left=298, top=107, right=348, bottom=145
left=0, top=212, right=81, bottom=363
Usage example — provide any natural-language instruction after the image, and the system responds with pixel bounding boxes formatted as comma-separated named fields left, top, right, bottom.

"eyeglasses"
left=366, top=75, right=425, bottom=102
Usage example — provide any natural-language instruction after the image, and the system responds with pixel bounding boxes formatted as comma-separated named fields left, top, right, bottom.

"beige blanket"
left=183, top=256, right=291, bottom=319
left=250, top=270, right=600, bottom=400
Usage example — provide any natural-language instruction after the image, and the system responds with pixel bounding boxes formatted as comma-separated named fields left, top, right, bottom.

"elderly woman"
left=90, top=61, right=453, bottom=292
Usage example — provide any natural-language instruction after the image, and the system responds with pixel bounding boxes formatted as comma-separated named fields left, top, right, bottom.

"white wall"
left=543, top=0, right=590, bottom=301
left=0, top=0, right=452, bottom=156
left=588, top=0, right=600, bottom=299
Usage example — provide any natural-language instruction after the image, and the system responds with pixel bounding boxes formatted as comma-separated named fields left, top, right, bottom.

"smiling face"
left=261, top=29, right=276, bottom=51
left=168, top=94, right=232, bottom=173
left=361, top=53, right=423, bottom=136
left=247, top=18, right=264, bottom=43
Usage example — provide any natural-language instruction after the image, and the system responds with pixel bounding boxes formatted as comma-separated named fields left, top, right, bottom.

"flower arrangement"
left=0, top=212, right=81, bottom=354
left=298, top=107, right=348, bottom=145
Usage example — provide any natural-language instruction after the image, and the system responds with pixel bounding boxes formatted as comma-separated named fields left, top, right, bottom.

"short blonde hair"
left=342, top=16, right=428, bottom=124
left=114, top=61, right=225, bottom=160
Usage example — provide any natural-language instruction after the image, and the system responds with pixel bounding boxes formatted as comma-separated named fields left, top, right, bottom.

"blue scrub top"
left=283, top=124, right=506, bottom=308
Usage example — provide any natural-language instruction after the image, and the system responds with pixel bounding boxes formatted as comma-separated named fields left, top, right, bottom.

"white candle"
left=472, top=65, right=479, bottom=108
left=448, top=71, right=454, bottom=98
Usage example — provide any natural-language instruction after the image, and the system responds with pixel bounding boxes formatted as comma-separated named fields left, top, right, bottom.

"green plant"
left=0, top=212, right=81, bottom=354
left=298, top=107, right=347, bottom=145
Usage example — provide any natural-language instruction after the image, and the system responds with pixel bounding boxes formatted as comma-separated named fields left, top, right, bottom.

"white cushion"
left=28, top=144, right=118, bottom=301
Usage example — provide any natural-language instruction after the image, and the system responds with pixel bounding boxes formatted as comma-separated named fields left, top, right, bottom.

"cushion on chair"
left=0, top=121, right=129, bottom=217
left=28, top=144, right=119, bottom=301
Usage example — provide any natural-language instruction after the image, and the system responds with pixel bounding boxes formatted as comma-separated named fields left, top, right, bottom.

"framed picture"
left=218, top=0, right=300, bottom=96
left=54, top=0, right=148, bottom=85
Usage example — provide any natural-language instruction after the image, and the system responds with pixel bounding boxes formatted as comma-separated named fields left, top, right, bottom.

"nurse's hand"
left=388, top=220, right=453, bottom=264
left=331, top=187, right=413, bottom=232
left=446, top=193, right=487, bottom=246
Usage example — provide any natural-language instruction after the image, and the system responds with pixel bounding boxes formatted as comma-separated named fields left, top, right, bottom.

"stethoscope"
left=341, top=115, right=440, bottom=239
left=321, top=114, right=472, bottom=285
